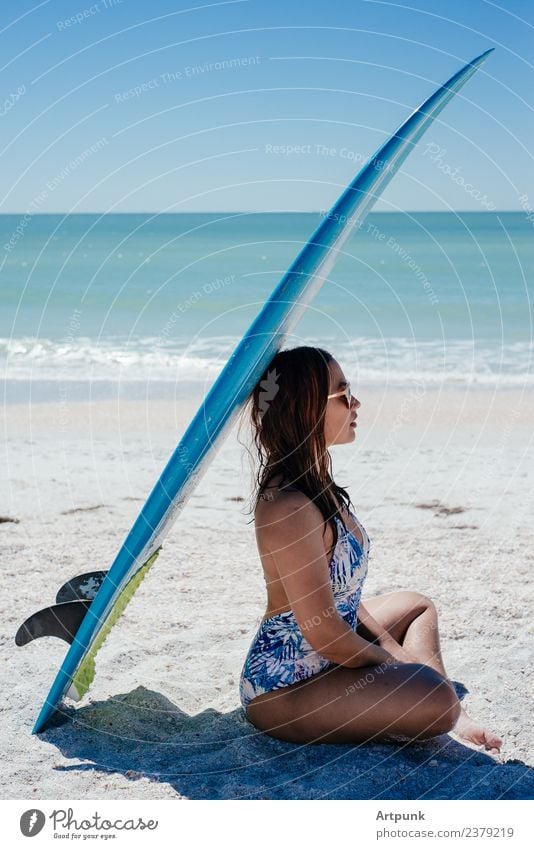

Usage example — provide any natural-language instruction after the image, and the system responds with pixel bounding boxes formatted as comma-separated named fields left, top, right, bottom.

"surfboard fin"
left=55, top=571, right=109, bottom=604
left=15, top=600, right=92, bottom=647
left=16, top=570, right=108, bottom=649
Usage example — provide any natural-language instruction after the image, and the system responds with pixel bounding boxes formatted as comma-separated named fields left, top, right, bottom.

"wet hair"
left=239, top=345, right=354, bottom=549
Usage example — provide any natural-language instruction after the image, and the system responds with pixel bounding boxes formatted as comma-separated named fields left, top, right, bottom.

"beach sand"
left=1, top=383, right=533, bottom=799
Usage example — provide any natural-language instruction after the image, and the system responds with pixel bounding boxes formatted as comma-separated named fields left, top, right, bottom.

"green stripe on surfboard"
left=70, top=547, right=161, bottom=700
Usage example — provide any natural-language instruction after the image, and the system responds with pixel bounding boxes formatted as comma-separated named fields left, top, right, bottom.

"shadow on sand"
left=39, top=685, right=533, bottom=800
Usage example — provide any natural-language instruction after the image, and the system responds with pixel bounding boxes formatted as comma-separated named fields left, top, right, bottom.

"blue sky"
left=1, top=0, right=532, bottom=212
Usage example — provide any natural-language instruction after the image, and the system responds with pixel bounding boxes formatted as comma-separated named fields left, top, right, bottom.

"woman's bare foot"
left=452, top=708, right=503, bottom=755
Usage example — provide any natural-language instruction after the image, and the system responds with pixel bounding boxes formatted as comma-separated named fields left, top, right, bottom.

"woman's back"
left=240, top=475, right=371, bottom=710
left=254, top=474, right=365, bottom=622
left=255, top=475, right=332, bottom=620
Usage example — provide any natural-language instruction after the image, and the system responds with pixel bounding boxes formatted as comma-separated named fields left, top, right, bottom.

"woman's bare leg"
left=246, top=661, right=461, bottom=745
left=361, top=591, right=503, bottom=754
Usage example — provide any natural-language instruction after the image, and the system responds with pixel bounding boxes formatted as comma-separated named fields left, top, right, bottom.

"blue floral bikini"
left=239, top=511, right=372, bottom=711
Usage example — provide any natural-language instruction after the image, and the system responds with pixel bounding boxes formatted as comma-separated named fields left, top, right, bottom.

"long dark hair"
left=238, top=346, right=354, bottom=550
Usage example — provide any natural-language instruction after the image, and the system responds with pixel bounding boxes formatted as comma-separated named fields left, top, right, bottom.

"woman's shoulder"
left=254, top=476, right=342, bottom=553
left=254, top=475, right=330, bottom=542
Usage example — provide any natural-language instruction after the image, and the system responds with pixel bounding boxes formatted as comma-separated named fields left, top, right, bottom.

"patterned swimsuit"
left=239, top=511, right=372, bottom=711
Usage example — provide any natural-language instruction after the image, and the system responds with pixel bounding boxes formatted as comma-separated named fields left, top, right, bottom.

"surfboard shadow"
left=41, top=686, right=533, bottom=800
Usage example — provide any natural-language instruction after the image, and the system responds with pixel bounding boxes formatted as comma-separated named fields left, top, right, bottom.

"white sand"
left=1, top=382, right=533, bottom=799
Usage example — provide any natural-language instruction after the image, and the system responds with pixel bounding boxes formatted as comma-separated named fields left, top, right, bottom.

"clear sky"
left=1, top=0, right=532, bottom=213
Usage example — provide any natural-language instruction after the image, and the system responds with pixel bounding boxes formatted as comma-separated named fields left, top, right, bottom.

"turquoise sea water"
left=1, top=212, right=532, bottom=392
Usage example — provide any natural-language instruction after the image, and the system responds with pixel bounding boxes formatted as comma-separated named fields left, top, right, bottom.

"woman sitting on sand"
left=239, top=346, right=502, bottom=754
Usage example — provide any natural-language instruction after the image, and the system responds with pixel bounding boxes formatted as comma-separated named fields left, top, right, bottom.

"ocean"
left=1, top=211, right=532, bottom=400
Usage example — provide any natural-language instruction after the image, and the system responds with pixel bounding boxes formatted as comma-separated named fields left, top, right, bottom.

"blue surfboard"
left=27, top=49, right=493, bottom=733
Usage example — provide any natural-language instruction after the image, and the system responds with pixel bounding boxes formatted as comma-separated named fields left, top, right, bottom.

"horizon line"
left=0, top=209, right=525, bottom=216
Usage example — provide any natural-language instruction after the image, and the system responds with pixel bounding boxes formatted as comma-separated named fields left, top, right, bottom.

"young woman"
left=239, top=346, right=502, bottom=753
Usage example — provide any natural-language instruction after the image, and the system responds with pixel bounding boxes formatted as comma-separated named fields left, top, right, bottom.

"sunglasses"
left=327, top=383, right=354, bottom=409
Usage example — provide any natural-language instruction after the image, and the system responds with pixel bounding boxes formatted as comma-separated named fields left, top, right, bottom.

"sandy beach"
left=1, top=382, right=532, bottom=799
